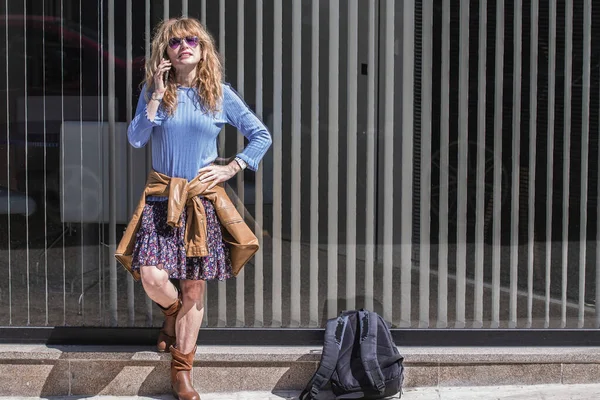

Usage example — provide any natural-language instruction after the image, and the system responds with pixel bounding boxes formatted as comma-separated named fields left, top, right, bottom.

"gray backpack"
left=300, top=310, right=404, bottom=399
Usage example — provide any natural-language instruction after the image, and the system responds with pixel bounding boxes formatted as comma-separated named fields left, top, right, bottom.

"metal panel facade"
left=0, top=0, right=598, bottom=330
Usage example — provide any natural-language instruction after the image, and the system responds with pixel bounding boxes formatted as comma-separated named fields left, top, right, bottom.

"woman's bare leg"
left=176, top=279, right=206, bottom=354
left=140, top=265, right=179, bottom=307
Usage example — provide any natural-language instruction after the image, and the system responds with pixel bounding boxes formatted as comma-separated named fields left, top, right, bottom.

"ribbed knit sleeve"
left=127, top=84, right=165, bottom=148
left=223, top=83, right=272, bottom=171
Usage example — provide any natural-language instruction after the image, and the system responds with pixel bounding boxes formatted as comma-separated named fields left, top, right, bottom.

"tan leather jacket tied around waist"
left=115, top=170, right=259, bottom=281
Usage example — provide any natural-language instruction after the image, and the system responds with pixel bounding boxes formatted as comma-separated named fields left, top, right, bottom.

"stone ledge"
left=2, top=344, right=600, bottom=364
left=0, top=345, right=599, bottom=396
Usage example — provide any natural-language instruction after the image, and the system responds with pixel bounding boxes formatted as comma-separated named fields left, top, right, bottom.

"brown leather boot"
left=156, top=296, right=182, bottom=353
left=170, top=345, right=200, bottom=400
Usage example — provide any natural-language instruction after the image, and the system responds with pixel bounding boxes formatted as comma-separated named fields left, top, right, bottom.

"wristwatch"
left=234, top=156, right=247, bottom=170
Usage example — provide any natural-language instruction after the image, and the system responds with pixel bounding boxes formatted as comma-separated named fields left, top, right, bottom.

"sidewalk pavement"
left=3, top=383, right=600, bottom=400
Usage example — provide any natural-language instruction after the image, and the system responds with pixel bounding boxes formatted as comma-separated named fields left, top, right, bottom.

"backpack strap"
left=358, top=310, right=386, bottom=395
left=299, top=315, right=350, bottom=400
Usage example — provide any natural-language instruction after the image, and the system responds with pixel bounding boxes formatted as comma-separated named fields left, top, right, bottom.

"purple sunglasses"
left=168, top=36, right=200, bottom=50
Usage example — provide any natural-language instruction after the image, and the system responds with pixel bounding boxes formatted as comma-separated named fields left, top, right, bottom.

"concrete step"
left=1, top=345, right=600, bottom=396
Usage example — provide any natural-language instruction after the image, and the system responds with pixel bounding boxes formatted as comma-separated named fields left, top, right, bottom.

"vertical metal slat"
left=419, top=0, right=433, bottom=328
left=144, top=0, right=153, bottom=326
left=327, top=0, right=340, bottom=320
left=364, top=0, right=376, bottom=314
left=527, top=0, right=539, bottom=328
left=346, top=0, right=358, bottom=314
left=126, top=0, right=135, bottom=327
left=397, top=0, right=408, bottom=327
left=182, top=0, right=188, bottom=17
left=474, top=0, right=487, bottom=329
left=272, top=0, right=283, bottom=326
left=597, top=61, right=600, bottom=328
left=545, top=0, right=557, bottom=328
left=437, top=0, right=450, bottom=329
left=218, top=0, right=226, bottom=156
left=98, top=0, right=105, bottom=323
left=491, top=0, right=505, bottom=328
left=61, top=0, right=67, bottom=326
left=42, top=0, right=49, bottom=326
left=509, top=0, right=523, bottom=329
left=235, top=0, right=246, bottom=328
left=79, top=0, right=85, bottom=324
left=290, top=0, right=302, bottom=327
left=253, top=0, right=264, bottom=328
left=108, top=0, right=118, bottom=326
left=309, top=0, right=320, bottom=327
left=145, top=0, right=151, bottom=176
left=455, top=0, right=470, bottom=329
left=4, top=0, right=12, bottom=326
left=217, top=0, right=227, bottom=327
left=560, top=0, right=573, bottom=328
left=23, top=1, right=31, bottom=325
left=578, top=0, right=591, bottom=328
left=201, top=0, right=209, bottom=327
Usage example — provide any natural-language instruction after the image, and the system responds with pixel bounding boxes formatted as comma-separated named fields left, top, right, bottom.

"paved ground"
left=3, top=384, right=600, bottom=399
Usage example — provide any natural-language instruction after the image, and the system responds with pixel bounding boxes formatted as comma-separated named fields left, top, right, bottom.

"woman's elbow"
left=263, top=130, right=273, bottom=148
left=129, top=140, right=144, bottom=149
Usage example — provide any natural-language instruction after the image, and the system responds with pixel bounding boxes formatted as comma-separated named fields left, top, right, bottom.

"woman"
left=126, top=17, right=271, bottom=400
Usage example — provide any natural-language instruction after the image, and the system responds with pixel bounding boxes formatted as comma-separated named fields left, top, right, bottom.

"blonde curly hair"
left=144, top=17, right=224, bottom=115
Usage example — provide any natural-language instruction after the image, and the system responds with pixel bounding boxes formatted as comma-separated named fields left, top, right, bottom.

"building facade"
left=0, top=0, right=599, bottom=335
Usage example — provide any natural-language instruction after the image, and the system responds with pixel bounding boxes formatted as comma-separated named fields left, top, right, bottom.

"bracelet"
left=151, top=93, right=164, bottom=102
left=234, top=157, right=247, bottom=170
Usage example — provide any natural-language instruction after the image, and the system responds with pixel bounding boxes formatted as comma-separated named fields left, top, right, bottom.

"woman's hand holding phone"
left=154, top=59, right=171, bottom=96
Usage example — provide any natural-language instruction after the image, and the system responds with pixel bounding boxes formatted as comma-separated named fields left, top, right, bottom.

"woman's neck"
left=175, top=66, right=197, bottom=87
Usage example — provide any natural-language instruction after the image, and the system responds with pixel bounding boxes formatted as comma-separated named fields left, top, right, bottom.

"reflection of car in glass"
left=0, top=14, right=145, bottom=219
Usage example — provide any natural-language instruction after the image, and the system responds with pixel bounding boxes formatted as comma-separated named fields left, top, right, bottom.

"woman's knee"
left=180, top=280, right=206, bottom=305
left=140, top=266, right=169, bottom=290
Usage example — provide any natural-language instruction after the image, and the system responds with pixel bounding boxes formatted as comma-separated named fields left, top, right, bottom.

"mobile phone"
left=162, top=55, right=170, bottom=83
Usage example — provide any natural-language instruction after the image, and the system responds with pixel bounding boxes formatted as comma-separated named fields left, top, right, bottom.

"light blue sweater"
left=127, top=83, right=272, bottom=181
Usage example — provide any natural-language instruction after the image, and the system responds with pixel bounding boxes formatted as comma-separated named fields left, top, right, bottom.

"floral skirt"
left=131, top=197, right=233, bottom=281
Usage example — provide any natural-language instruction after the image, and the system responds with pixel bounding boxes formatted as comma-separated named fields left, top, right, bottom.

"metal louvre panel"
left=1, top=0, right=597, bottom=333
